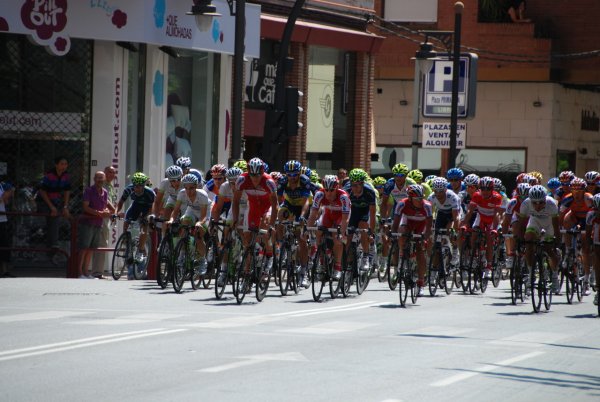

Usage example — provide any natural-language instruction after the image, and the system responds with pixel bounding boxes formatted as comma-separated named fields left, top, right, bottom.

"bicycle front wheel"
left=172, top=239, right=190, bottom=293
left=543, top=266, right=553, bottom=311
left=235, top=248, right=253, bottom=304
left=341, top=246, right=355, bottom=297
left=255, top=253, right=269, bottom=302
left=387, top=242, right=399, bottom=291
left=531, top=261, right=542, bottom=313
left=311, top=249, right=325, bottom=302
left=398, top=260, right=408, bottom=307
left=156, top=237, right=172, bottom=289
left=278, top=245, right=290, bottom=296
left=427, top=250, right=438, bottom=297
left=111, top=233, right=131, bottom=280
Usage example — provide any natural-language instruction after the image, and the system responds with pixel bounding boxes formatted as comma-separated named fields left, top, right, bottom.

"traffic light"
left=285, top=87, right=303, bottom=137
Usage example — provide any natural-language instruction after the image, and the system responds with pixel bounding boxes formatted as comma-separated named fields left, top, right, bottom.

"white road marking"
left=279, top=321, right=375, bottom=335
left=0, top=328, right=188, bottom=362
left=399, top=326, right=476, bottom=337
left=430, top=351, right=546, bottom=387
left=269, top=301, right=377, bottom=317
left=72, top=313, right=186, bottom=326
left=0, top=311, right=92, bottom=322
left=199, top=352, right=307, bottom=373
left=489, top=331, right=571, bottom=347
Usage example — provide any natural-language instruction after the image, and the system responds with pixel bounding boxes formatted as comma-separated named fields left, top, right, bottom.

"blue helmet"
left=446, top=168, right=464, bottom=180
left=547, top=177, right=560, bottom=190
left=284, top=160, right=301, bottom=174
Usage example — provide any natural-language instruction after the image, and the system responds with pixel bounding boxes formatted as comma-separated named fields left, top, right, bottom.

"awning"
left=261, top=14, right=384, bottom=53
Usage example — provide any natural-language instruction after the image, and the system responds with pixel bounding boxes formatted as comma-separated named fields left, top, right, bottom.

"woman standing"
left=36, top=156, right=71, bottom=250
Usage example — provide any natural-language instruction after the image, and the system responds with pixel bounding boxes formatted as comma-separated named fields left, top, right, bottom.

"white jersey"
left=177, top=188, right=210, bottom=212
left=219, top=181, right=247, bottom=207
left=519, top=197, right=558, bottom=222
left=157, top=178, right=180, bottom=199
left=427, top=189, right=460, bottom=213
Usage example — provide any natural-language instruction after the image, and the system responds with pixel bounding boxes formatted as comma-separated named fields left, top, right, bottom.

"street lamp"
left=188, top=0, right=245, bottom=164
left=410, top=41, right=439, bottom=170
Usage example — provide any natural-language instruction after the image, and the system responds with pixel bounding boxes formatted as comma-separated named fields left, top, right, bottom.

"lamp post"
left=410, top=42, right=438, bottom=170
left=188, top=0, right=245, bottom=164
left=448, top=2, right=464, bottom=170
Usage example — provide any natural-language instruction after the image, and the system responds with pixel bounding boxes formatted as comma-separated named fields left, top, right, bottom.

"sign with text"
left=423, top=53, right=478, bottom=118
left=422, top=122, right=466, bottom=149
left=0, top=110, right=82, bottom=133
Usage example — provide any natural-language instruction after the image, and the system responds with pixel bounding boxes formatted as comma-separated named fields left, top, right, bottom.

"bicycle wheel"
left=356, top=255, right=370, bottom=295
left=387, top=242, right=399, bottom=291
left=565, top=268, right=575, bottom=304
left=235, top=247, right=253, bottom=304
left=543, top=265, right=552, bottom=311
left=377, top=254, right=387, bottom=283
left=341, top=247, right=354, bottom=298
left=398, top=259, right=408, bottom=307
left=255, top=252, right=269, bottom=302
left=575, top=258, right=583, bottom=302
left=311, top=249, right=326, bottom=302
left=409, top=265, right=418, bottom=304
left=467, top=251, right=478, bottom=295
left=287, top=248, right=299, bottom=295
left=156, top=236, right=172, bottom=289
left=531, top=259, right=542, bottom=313
left=278, top=244, right=290, bottom=296
left=510, top=257, right=519, bottom=305
left=190, top=250, right=203, bottom=291
left=172, top=239, right=189, bottom=293
left=214, top=244, right=227, bottom=299
left=132, top=234, right=152, bottom=280
left=492, top=262, right=502, bottom=288
left=427, top=249, right=439, bottom=297
left=111, top=233, right=131, bottom=280
left=459, top=245, right=470, bottom=293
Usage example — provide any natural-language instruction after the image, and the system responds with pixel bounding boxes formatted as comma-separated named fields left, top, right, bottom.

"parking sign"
left=423, top=53, right=478, bottom=118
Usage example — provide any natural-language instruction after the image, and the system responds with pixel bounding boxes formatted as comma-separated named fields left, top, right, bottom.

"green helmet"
left=391, top=163, right=409, bottom=176
left=131, top=172, right=148, bottom=186
left=348, top=168, right=368, bottom=183
left=407, top=169, right=423, bottom=183
left=233, top=159, right=247, bottom=172
left=373, top=176, right=386, bottom=187
left=310, top=170, right=320, bottom=184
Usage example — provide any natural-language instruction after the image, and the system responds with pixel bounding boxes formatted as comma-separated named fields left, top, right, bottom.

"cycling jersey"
left=585, top=210, right=600, bottom=245
left=428, top=189, right=459, bottom=229
left=394, top=198, right=433, bottom=233
left=120, top=184, right=155, bottom=221
left=203, top=178, right=219, bottom=204
left=236, top=172, right=277, bottom=229
left=383, top=177, right=417, bottom=203
left=560, top=192, right=593, bottom=220
left=506, top=197, right=525, bottom=224
left=343, top=181, right=377, bottom=227
left=277, top=174, right=311, bottom=205
left=311, top=188, right=351, bottom=227
left=177, top=188, right=210, bottom=222
left=157, top=178, right=180, bottom=208
left=519, top=197, right=559, bottom=238
left=469, top=190, right=502, bottom=225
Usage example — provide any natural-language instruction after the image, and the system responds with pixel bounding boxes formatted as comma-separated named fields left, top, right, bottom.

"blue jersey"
left=342, top=181, right=377, bottom=209
left=277, top=174, right=311, bottom=205
left=120, top=184, right=155, bottom=207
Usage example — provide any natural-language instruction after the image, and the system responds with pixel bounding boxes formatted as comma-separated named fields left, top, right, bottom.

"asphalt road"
left=0, top=276, right=598, bottom=402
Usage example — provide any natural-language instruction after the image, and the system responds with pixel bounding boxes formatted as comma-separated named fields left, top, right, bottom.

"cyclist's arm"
left=451, top=208, right=460, bottom=231
left=198, top=205, right=208, bottom=226
left=368, top=204, right=376, bottom=233
left=552, top=215, right=560, bottom=242
left=232, top=188, right=242, bottom=224
left=461, top=203, right=476, bottom=226
left=381, top=194, right=390, bottom=218
left=169, top=200, right=182, bottom=223
left=269, top=191, right=278, bottom=227
left=152, top=190, right=165, bottom=215
left=300, top=197, right=310, bottom=217
left=501, top=212, right=511, bottom=234
left=211, top=196, right=225, bottom=221
left=307, top=207, right=319, bottom=228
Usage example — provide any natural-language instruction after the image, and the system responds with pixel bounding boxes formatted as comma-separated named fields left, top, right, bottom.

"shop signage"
left=0, top=110, right=82, bottom=133
left=422, top=122, right=466, bottom=149
left=245, top=59, right=278, bottom=108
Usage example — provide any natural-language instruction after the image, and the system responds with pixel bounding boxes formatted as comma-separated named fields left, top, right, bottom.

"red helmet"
left=570, top=177, right=586, bottom=190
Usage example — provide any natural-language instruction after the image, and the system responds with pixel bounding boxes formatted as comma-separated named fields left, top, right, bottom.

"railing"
left=0, top=211, right=157, bottom=279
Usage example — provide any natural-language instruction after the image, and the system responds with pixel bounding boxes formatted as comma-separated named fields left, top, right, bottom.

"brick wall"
left=287, top=42, right=308, bottom=163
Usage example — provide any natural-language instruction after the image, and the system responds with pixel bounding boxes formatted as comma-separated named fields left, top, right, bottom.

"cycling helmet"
left=464, top=174, right=480, bottom=187
left=181, top=174, right=199, bottom=185
left=165, top=165, right=183, bottom=180
left=407, top=184, right=424, bottom=198
left=248, top=157, right=264, bottom=174
left=446, top=168, right=464, bottom=180
left=432, top=178, right=449, bottom=192
left=559, top=170, right=575, bottom=184
left=425, top=174, right=437, bottom=182
left=528, top=171, right=543, bottom=183
left=131, top=172, right=148, bottom=186
left=547, top=177, right=560, bottom=190
left=300, top=166, right=312, bottom=178
left=233, top=159, right=248, bottom=172
left=226, top=167, right=243, bottom=180
left=493, top=178, right=503, bottom=191
left=516, top=172, right=528, bottom=184
left=322, top=175, right=339, bottom=190
left=479, top=176, right=494, bottom=190
left=310, top=170, right=320, bottom=184
left=283, top=160, right=302, bottom=174
left=263, top=162, right=270, bottom=173
left=516, top=183, right=531, bottom=197
left=210, top=164, right=227, bottom=176
left=348, top=168, right=368, bottom=183
left=526, top=175, right=539, bottom=186
left=407, top=169, right=423, bottom=183
left=570, top=177, right=586, bottom=190
left=529, top=185, right=547, bottom=201
left=175, top=156, right=192, bottom=169
left=373, top=176, right=387, bottom=187
left=270, top=171, right=283, bottom=182
left=391, top=163, right=409, bottom=177
left=585, top=171, right=600, bottom=184
left=593, top=193, right=600, bottom=209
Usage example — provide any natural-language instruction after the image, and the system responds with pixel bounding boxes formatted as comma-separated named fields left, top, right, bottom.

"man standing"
left=79, top=171, right=113, bottom=278
left=91, top=166, right=117, bottom=278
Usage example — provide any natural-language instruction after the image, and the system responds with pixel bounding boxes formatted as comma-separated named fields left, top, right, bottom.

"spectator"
left=79, top=171, right=113, bottom=279
left=507, top=0, right=531, bottom=23
left=1, top=180, right=15, bottom=277
left=337, top=168, right=350, bottom=187
left=36, top=156, right=71, bottom=251
left=91, top=166, right=117, bottom=278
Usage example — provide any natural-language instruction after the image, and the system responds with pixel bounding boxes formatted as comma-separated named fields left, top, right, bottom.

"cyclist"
left=277, top=160, right=312, bottom=287
left=168, top=173, right=211, bottom=274
left=233, top=159, right=248, bottom=173
left=502, top=183, right=530, bottom=273
left=555, top=170, right=574, bottom=203
left=461, top=176, right=503, bottom=278
left=373, top=176, right=391, bottom=273
left=585, top=193, right=600, bottom=306
left=152, top=165, right=183, bottom=232
left=428, top=177, right=461, bottom=265
left=547, top=177, right=561, bottom=198
left=446, top=167, right=465, bottom=194
left=115, top=172, right=156, bottom=269
left=584, top=171, right=600, bottom=195
left=381, top=163, right=416, bottom=219
left=560, top=177, right=593, bottom=295
left=408, top=169, right=432, bottom=198
left=517, top=184, right=561, bottom=293
left=392, top=184, right=433, bottom=297
left=343, top=168, right=377, bottom=271
left=175, top=156, right=204, bottom=185
left=307, top=175, right=351, bottom=280
left=232, top=157, right=278, bottom=275
left=203, top=164, right=227, bottom=214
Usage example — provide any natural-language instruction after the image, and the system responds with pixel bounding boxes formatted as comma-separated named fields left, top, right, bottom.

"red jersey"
left=394, top=198, right=433, bottom=222
left=235, top=172, right=277, bottom=203
left=469, top=190, right=502, bottom=223
left=312, top=188, right=351, bottom=224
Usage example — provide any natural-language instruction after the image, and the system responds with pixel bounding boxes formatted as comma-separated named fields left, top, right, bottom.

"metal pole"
left=410, top=55, right=421, bottom=170
left=230, top=0, right=245, bottom=163
left=448, top=2, right=463, bottom=170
